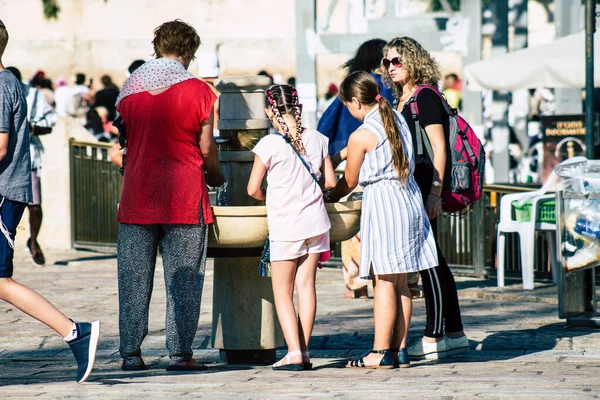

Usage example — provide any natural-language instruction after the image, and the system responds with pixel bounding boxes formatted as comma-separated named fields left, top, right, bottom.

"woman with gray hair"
left=116, top=19, right=224, bottom=372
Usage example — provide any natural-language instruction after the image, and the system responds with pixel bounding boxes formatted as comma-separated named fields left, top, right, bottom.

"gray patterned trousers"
left=117, top=212, right=208, bottom=363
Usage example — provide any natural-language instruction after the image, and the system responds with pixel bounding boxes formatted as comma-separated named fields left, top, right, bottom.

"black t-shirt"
left=95, top=86, right=120, bottom=121
left=400, top=89, right=450, bottom=201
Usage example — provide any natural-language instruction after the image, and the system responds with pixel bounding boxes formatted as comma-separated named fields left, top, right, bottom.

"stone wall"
left=1, top=0, right=476, bottom=97
left=1, top=0, right=300, bottom=88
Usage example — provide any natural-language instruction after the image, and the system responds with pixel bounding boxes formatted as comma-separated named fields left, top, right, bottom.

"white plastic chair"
left=496, top=192, right=558, bottom=290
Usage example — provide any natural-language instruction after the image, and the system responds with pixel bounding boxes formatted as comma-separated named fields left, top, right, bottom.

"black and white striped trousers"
left=419, top=218, right=464, bottom=338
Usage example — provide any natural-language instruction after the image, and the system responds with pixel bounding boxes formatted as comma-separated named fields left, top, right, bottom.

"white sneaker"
left=445, top=335, right=469, bottom=356
left=407, top=338, right=447, bottom=360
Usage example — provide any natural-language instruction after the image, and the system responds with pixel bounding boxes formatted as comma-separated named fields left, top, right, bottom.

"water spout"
left=216, top=180, right=230, bottom=206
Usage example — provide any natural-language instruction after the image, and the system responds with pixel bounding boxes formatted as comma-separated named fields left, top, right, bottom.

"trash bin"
left=556, top=189, right=600, bottom=327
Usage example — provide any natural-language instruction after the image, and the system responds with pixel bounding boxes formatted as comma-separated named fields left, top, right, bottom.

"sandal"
left=121, top=358, right=147, bottom=371
left=343, top=287, right=368, bottom=299
left=346, top=349, right=397, bottom=369
left=166, top=359, right=208, bottom=372
left=27, top=238, right=46, bottom=266
left=302, top=350, right=312, bottom=371
left=397, top=348, right=410, bottom=368
left=272, top=350, right=304, bottom=371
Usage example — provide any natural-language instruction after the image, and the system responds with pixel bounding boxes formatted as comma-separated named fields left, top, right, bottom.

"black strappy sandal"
left=272, top=350, right=304, bottom=371
left=302, top=350, right=313, bottom=371
left=346, top=349, right=397, bottom=369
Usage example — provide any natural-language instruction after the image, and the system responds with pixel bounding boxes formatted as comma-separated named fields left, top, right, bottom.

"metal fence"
left=68, top=139, right=554, bottom=280
left=70, top=140, right=122, bottom=247
left=438, top=184, right=556, bottom=280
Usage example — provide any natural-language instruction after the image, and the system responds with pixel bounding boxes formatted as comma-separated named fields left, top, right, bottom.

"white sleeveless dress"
left=358, top=107, right=438, bottom=279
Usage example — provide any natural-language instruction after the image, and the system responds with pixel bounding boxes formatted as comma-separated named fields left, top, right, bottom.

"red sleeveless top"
left=116, top=79, right=217, bottom=225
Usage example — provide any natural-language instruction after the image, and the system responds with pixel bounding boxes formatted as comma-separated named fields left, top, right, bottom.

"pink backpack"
left=408, top=85, right=486, bottom=213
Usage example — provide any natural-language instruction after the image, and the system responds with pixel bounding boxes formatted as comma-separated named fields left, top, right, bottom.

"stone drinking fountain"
left=207, top=76, right=361, bottom=364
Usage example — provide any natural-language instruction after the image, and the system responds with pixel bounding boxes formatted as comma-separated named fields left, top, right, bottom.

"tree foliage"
left=42, top=0, right=60, bottom=19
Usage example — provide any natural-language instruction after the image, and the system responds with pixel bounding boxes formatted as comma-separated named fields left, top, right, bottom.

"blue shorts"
left=0, top=196, right=27, bottom=278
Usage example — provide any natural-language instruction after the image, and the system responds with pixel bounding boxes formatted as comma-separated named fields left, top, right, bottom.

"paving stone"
left=1, top=248, right=600, bottom=398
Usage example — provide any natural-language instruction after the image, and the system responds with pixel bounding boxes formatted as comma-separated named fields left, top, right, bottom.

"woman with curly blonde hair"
left=381, top=37, right=468, bottom=361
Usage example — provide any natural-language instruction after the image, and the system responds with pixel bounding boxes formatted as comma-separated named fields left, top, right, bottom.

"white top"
left=54, top=85, right=89, bottom=116
left=253, top=129, right=331, bottom=241
left=25, top=85, right=57, bottom=169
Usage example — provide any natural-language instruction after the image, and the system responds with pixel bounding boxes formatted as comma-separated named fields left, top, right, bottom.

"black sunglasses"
left=0, top=20, right=5, bottom=29
left=382, top=57, right=402, bottom=69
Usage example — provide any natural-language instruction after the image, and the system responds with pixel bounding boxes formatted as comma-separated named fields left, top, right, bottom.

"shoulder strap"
left=408, top=95, right=434, bottom=160
left=30, top=88, right=39, bottom=123
left=408, top=85, right=457, bottom=161
left=414, top=85, right=455, bottom=116
left=416, top=85, right=479, bottom=164
left=272, top=132, right=319, bottom=184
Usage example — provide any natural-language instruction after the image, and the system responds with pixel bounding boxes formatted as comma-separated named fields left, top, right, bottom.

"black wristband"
left=332, top=152, right=342, bottom=167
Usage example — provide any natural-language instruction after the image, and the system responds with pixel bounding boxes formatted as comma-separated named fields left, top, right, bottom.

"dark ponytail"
left=339, top=71, right=409, bottom=183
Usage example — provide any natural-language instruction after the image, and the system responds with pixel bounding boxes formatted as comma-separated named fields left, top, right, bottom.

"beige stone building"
left=1, top=1, right=556, bottom=95
left=1, top=0, right=300, bottom=88
left=0, top=0, right=470, bottom=97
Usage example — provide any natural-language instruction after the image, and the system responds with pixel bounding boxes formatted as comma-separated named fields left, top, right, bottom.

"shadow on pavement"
left=477, top=322, right=596, bottom=355
left=1, top=323, right=595, bottom=385
left=0, top=360, right=247, bottom=386
left=54, top=254, right=117, bottom=266
left=312, top=359, right=349, bottom=369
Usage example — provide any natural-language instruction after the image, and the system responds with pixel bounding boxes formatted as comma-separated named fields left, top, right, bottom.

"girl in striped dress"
left=326, top=71, right=438, bottom=368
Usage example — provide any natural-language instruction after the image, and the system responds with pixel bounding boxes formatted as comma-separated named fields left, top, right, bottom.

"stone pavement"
left=1, top=247, right=600, bottom=399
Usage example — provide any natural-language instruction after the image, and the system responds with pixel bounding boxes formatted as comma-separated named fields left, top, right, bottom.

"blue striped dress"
left=358, top=107, right=438, bottom=279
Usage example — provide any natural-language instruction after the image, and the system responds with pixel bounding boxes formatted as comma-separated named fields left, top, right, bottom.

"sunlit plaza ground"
left=1, top=248, right=599, bottom=399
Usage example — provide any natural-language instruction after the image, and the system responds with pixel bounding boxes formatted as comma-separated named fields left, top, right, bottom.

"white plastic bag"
left=554, top=157, right=600, bottom=194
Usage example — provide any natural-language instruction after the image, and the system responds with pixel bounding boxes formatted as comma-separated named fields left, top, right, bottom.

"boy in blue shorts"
left=0, top=19, right=100, bottom=383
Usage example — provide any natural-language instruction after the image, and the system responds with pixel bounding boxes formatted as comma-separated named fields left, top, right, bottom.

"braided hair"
left=265, top=84, right=306, bottom=155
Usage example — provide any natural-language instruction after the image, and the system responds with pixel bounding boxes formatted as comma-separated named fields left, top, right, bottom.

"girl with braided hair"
left=326, top=71, right=437, bottom=369
left=248, top=84, right=336, bottom=370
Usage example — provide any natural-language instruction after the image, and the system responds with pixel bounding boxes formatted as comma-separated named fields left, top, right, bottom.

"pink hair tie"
left=375, top=94, right=382, bottom=102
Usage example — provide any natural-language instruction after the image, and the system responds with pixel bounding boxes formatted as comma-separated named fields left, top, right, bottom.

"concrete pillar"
left=348, top=0, right=367, bottom=34
left=295, top=0, right=318, bottom=129
left=509, top=0, right=529, bottom=153
left=490, top=0, right=510, bottom=183
left=555, top=0, right=583, bottom=114
left=212, top=257, right=284, bottom=363
left=461, top=0, right=483, bottom=127
left=212, top=76, right=284, bottom=364
left=216, top=76, right=271, bottom=207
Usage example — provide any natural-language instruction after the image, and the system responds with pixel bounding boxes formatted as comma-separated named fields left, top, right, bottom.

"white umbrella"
left=464, top=31, right=600, bottom=91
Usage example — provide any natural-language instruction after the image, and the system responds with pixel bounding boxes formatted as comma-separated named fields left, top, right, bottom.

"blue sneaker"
left=67, top=321, right=101, bottom=383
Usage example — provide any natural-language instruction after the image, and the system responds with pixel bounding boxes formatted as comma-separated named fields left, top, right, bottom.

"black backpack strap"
left=418, top=85, right=456, bottom=116
left=419, top=86, right=478, bottom=165
left=459, top=125, right=478, bottom=166
left=30, top=88, right=39, bottom=125
left=408, top=97, right=434, bottom=161
left=272, top=132, right=319, bottom=184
